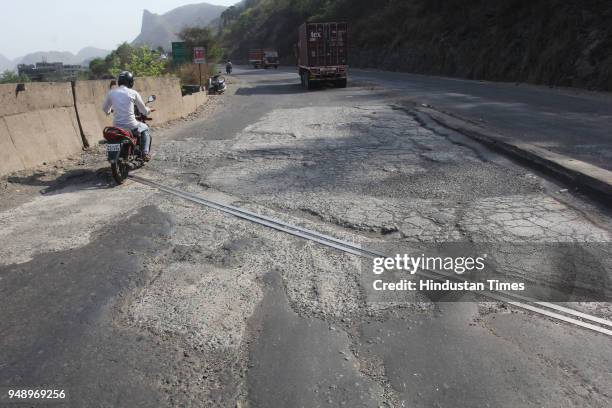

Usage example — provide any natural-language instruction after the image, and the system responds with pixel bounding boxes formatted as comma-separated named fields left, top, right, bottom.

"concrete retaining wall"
left=133, top=77, right=185, bottom=125
left=0, top=119, right=23, bottom=174
left=181, top=92, right=208, bottom=116
left=74, top=77, right=207, bottom=146
left=0, top=82, right=75, bottom=117
left=73, top=80, right=115, bottom=148
left=1, top=77, right=208, bottom=177
left=0, top=82, right=83, bottom=175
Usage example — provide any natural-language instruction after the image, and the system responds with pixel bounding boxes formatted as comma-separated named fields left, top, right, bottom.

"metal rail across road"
left=130, top=175, right=612, bottom=337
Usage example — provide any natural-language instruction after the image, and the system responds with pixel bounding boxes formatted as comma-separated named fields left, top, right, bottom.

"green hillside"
left=220, top=0, right=612, bottom=90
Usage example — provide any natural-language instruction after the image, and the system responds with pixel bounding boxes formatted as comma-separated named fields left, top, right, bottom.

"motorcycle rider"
left=102, top=71, right=154, bottom=161
left=226, top=60, right=233, bottom=74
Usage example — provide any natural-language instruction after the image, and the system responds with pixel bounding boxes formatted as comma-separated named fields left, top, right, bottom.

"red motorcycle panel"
left=103, top=127, right=137, bottom=146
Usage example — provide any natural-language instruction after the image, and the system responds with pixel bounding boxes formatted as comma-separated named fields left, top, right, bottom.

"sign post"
left=193, top=47, right=206, bottom=90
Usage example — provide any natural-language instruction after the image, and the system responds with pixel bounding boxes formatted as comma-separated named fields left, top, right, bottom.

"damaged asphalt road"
left=1, top=67, right=611, bottom=407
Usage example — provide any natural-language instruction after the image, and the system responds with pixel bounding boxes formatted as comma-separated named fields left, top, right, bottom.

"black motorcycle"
left=208, top=73, right=227, bottom=95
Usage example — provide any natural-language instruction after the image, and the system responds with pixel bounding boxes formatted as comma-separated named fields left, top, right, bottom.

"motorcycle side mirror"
left=147, top=95, right=156, bottom=103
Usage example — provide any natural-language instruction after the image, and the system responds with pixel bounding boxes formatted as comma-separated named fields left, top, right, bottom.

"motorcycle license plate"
left=107, top=144, right=121, bottom=152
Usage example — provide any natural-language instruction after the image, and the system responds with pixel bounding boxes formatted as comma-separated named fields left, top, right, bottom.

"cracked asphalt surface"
left=351, top=68, right=612, bottom=171
left=0, top=67, right=611, bottom=407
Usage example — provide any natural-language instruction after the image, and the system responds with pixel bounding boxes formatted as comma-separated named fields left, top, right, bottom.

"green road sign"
left=172, top=42, right=187, bottom=65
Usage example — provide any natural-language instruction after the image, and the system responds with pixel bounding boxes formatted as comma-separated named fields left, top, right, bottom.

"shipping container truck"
left=248, top=49, right=280, bottom=69
left=297, top=22, right=348, bottom=89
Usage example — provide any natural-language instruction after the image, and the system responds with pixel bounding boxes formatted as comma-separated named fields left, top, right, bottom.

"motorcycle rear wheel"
left=111, top=161, right=129, bottom=185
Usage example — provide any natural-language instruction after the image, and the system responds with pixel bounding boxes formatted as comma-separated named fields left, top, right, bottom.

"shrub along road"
left=0, top=67, right=611, bottom=407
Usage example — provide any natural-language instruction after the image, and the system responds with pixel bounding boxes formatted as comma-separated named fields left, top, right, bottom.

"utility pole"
left=198, top=64, right=202, bottom=90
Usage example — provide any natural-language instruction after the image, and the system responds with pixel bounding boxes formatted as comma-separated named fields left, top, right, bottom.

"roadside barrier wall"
left=72, top=80, right=115, bottom=147
left=74, top=77, right=207, bottom=146
left=181, top=91, right=208, bottom=116
left=0, top=82, right=83, bottom=175
left=1, top=77, right=208, bottom=177
left=133, top=77, right=186, bottom=125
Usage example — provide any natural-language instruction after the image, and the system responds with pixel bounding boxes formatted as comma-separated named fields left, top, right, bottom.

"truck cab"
left=264, top=50, right=279, bottom=69
left=249, top=49, right=280, bottom=69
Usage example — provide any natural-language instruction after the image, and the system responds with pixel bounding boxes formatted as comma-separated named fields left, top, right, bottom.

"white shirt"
left=102, top=85, right=150, bottom=130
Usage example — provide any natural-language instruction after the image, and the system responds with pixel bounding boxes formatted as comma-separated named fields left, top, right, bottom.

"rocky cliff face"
left=222, top=0, right=612, bottom=91
left=345, top=0, right=612, bottom=91
left=133, top=3, right=227, bottom=50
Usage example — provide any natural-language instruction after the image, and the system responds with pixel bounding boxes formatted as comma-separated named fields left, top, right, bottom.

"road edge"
left=417, top=106, right=612, bottom=204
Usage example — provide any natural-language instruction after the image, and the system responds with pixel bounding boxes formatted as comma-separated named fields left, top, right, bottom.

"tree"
left=113, top=43, right=135, bottom=66
left=0, top=70, right=30, bottom=84
left=110, top=46, right=168, bottom=77
left=89, top=58, right=109, bottom=79
left=89, top=43, right=168, bottom=78
left=178, top=26, right=224, bottom=63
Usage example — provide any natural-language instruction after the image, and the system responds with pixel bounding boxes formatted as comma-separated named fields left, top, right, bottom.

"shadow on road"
left=236, top=81, right=353, bottom=96
left=230, top=68, right=291, bottom=77
left=235, top=83, right=309, bottom=96
left=7, top=168, right=117, bottom=195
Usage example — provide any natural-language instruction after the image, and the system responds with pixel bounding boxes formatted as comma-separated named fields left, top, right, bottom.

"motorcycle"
left=100, top=95, right=156, bottom=185
left=208, top=73, right=226, bottom=94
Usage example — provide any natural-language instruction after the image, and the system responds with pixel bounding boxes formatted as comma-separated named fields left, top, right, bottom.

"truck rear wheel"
left=304, top=75, right=313, bottom=90
left=335, top=79, right=347, bottom=88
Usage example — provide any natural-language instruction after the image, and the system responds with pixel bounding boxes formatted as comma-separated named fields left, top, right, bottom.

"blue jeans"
left=134, top=123, right=151, bottom=154
left=141, top=129, right=151, bottom=154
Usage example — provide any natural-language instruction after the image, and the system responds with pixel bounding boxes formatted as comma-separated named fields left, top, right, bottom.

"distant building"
left=18, top=62, right=89, bottom=82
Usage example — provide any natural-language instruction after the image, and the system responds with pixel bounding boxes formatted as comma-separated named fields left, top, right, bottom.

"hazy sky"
left=0, top=1, right=236, bottom=59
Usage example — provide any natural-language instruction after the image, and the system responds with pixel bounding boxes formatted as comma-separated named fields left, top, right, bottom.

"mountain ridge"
left=133, top=2, right=227, bottom=50
left=0, top=47, right=111, bottom=71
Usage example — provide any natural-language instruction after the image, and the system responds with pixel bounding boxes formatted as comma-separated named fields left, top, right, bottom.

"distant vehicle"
left=297, top=22, right=348, bottom=89
left=248, top=49, right=280, bottom=69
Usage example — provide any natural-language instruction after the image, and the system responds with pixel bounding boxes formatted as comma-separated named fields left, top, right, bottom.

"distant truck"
left=248, top=49, right=280, bottom=69
left=297, top=22, right=348, bottom=89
